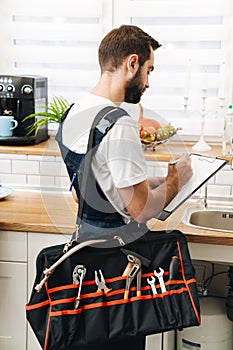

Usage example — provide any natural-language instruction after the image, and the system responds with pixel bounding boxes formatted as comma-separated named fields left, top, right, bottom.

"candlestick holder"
left=192, top=89, right=211, bottom=152
left=218, top=96, right=225, bottom=114
left=183, top=96, right=189, bottom=110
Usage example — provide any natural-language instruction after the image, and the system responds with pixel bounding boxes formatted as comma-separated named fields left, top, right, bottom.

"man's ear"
left=127, top=54, right=139, bottom=73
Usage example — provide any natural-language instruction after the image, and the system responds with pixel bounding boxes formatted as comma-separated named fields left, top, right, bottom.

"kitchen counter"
left=0, top=136, right=60, bottom=156
left=0, top=190, right=77, bottom=234
left=1, top=190, right=233, bottom=245
left=0, top=136, right=231, bottom=163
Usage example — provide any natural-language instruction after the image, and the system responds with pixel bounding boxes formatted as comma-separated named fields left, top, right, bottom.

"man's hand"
left=166, top=153, right=193, bottom=192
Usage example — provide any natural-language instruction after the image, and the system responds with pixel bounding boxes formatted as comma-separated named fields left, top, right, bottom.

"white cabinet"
left=189, top=242, right=233, bottom=265
left=0, top=231, right=27, bottom=350
left=27, top=232, right=69, bottom=350
left=146, top=331, right=174, bottom=350
left=0, top=262, right=27, bottom=350
left=146, top=333, right=161, bottom=349
left=0, top=230, right=68, bottom=350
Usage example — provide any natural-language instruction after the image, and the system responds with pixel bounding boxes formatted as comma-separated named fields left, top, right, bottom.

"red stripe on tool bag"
left=44, top=304, right=52, bottom=350
left=25, top=299, right=50, bottom=311
left=177, top=241, right=201, bottom=325
left=48, top=283, right=77, bottom=294
left=48, top=279, right=99, bottom=294
left=44, top=283, right=53, bottom=350
left=51, top=297, right=75, bottom=306
left=49, top=283, right=195, bottom=317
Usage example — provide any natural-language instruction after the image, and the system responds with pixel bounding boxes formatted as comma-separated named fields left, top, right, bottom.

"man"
left=61, top=25, right=193, bottom=349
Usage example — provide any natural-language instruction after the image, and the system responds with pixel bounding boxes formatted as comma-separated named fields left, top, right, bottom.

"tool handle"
left=104, top=287, right=112, bottom=294
left=169, top=256, right=180, bottom=281
left=122, top=262, right=133, bottom=277
left=124, top=290, right=129, bottom=300
left=35, top=239, right=106, bottom=292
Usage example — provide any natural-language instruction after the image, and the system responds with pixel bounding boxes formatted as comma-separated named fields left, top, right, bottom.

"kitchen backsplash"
left=0, top=153, right=232, bottom=200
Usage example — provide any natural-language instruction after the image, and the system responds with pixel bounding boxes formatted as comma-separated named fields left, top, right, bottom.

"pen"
left=69, top=172, right=77, bottom=191
left=169, top=159, right=179, bottom=165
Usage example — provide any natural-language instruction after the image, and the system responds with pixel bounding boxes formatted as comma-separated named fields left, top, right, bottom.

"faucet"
left=199, top=182, right=208, bottom=209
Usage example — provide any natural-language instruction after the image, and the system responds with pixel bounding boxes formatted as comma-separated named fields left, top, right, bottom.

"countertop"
left=1, top=190, right=233, bottom=245
left=0, top=137, right=60, bottom=156
left=0, top=137, right=231, bottom=163
left=0, top=190, right=77, bottom=234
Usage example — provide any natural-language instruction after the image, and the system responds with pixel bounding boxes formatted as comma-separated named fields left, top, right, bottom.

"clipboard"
left=155, top=153, right=228, bottom=221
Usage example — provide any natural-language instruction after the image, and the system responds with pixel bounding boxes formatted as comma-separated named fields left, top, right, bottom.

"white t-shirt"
left=63, top=93, right=147, bottom=223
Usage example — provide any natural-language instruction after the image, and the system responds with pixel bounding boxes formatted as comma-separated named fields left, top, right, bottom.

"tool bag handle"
left=35, top=238, right=107, bottom=292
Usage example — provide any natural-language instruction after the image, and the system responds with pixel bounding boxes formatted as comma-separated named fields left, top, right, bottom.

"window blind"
left=114, top=0, right=233, bottom=137
left=0, top=0, right=111, bottom=102
left=1, top=0, right=233, bottom=137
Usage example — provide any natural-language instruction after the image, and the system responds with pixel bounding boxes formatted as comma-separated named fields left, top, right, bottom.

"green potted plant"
left=23, top=96, right=73, bottom=135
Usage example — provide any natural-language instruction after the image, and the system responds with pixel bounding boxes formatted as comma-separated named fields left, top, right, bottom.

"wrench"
left=147, top=275, right=157, bottom=295
left=72, top=265, right=86, bottom=309
left=154, top=267, right=167, bottom=293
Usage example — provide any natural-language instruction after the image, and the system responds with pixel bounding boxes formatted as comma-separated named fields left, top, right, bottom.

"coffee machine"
left=0, top=75, right=49, bottom=145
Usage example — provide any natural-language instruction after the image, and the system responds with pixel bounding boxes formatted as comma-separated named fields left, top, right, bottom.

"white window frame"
left=114, top=0, right=233, bottom=142
left=1, top=0, right=233, bottom=141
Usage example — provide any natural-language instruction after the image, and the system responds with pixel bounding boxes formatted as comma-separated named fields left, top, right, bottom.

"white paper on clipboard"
left=155, top=153, right=228, bottom=221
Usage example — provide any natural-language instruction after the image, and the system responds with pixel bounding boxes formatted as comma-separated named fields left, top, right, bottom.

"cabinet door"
left=146, top=331, right=174, bottom=350
left=146, top=334, right=162, bottom=349
left=0, top=231, right=27, bottom=262
left=0, top=261, right=27, bottom=350
left=27, top=232, right=68, bottom=350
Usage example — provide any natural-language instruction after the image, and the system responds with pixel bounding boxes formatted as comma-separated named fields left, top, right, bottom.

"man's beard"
left=124, top=68, right=143, bottom=104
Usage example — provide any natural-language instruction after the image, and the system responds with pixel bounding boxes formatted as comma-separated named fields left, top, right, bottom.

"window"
left=115, top=0, right=233, bottom=138
left=0, top=0, right=112, bottom=101
left=1, top=0, right=233, bottom=138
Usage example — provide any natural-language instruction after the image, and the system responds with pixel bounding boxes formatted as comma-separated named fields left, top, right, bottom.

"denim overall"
left=55, top=105, right=146, bottom=349
left=55, top=105, right=147, bottom=248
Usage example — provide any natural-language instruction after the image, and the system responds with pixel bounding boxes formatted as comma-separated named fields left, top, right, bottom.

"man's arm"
left=148, top=177, right=165, bottom=189
left=118, top=154, right=193, bottom=223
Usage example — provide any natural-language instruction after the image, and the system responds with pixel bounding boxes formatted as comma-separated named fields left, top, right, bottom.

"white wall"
left=0, top=152, right=232, bottom=201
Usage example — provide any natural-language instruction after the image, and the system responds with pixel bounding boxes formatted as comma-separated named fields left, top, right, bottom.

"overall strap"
left=55, top=103, right=74, bottom=150
left=77, top=106, right=128, bottom=226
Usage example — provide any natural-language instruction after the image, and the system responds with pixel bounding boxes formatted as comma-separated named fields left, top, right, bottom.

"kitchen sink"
left=182, top=203, right=233, bottom=233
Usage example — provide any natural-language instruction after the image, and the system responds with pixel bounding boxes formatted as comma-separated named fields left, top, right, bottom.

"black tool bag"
left=26, top=231, right=200, bottom=349
left=26, top=107, right=200, bottom=349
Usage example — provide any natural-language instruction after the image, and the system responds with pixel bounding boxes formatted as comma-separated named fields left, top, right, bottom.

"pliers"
left=95, top=269, right=112, bottom=294
left=124, top=254, right=142, bottom=299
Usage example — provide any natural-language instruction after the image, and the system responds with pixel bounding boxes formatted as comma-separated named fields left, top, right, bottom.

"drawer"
left=0, top=231, right=27, bottom=262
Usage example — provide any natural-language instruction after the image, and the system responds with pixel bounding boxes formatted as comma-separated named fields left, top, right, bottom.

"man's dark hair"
left=98, top=25, right=161, bottom=73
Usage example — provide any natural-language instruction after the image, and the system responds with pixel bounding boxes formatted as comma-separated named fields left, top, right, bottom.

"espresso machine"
left=0, top=75, right=49, bottom=145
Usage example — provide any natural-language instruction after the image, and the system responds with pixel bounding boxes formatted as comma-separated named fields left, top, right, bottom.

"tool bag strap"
left=76, top=106, right=128, bottom=226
